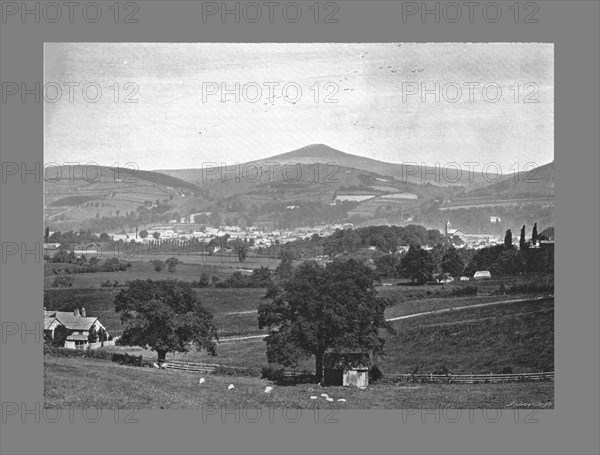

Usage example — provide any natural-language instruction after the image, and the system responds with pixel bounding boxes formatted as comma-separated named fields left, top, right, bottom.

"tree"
left=139, top=230, right=149, bottom=239
left=258, top=260, right=393, bottom=383
left=504, top=229, right=513, bottom=248
left=88, top=326, right=98, bottom=343
left=374, top=254, right=400, bottom=279
left=400, top=245, right=434, bottom=285
left=519, top=225, right=527, bottom=250
left=165, top=257, right=178, bottom=273
left=152, top=232, right=161, bottom=240
left=198, top=273, right=211, bottom=288
left=44, top=226, right=50, bottom=240
left=276, top=252, right=294, bottom=279
left=114, top=279, right=218, bottom=363
left=441, top=246, right=465, bottom=277
left=150, top=259, right=164, bottom=273
left=98, top=327, right=108, bottom=342
left=532, top=222, right=538, bottom=245
left=234, top=240, right=249, bottom=263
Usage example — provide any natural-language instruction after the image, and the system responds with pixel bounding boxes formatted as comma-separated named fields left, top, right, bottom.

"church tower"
left=445, top=219, right=451, bottom=237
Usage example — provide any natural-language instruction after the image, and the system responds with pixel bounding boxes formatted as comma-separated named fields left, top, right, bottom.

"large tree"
left=441, top=246, right=465, bottom=277
left=258, top=260, right=393, bottom=383
left=400, top=245, right=434, bottom=285
left=504, top=229, right=513, bottom=248
left=114, top=280, right=218, bottom=363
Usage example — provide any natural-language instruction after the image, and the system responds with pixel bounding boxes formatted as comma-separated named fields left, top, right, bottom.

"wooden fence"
left=387, top=371, right=554, bottom=384
left=157, top=360, right=553, bottom=384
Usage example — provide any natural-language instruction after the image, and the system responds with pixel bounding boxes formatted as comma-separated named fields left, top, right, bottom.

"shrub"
left=214, top=364, right=260, bottom=377
left=369, top=364, right=384, bottom=382
left=261, top=365, right=285, bottom=382
left=51, top=275, right=74, bottom=288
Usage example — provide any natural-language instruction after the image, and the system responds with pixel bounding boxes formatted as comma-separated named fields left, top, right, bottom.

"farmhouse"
left=44, top=308, right=110, bottom=350
left=323, top=352, right=370, bottom=388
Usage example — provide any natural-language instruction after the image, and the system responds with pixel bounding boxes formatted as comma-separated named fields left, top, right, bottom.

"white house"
left=44, top=308, right=110, bottom=350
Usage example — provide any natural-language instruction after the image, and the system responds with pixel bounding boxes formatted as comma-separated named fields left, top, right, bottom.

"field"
left=44, top=263, right=554, bottom=408
left=44, top=256, right=281, bottom=289
left=44, top=356, right=553, bottom=409
left=93, top=295, right=553, bottom=377
left=45, top=287, right=267, bottom=338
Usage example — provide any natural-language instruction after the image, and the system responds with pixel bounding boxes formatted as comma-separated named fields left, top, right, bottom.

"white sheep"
left=320, top=393, right=328, bottom=398
left=199, top=378, right=206, bottom=384
left=310, top=396, right=318, bottom=400
left=227, top=384, right=235, bottom=390
left=264, top=386, right=273, bottom=394
left=337, top=399, right=346, bottom=402
left=326, top=397, right=334, bottom=402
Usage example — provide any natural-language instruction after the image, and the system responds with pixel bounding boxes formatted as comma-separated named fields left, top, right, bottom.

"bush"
left=111, top=352, right=144, bottom=366
left=51, top=275, right=74, bottom=288
left=214, top=364, right=260, bottom=377
left=43, top=345, right=114, bottom=361
left=369, top=364, right=384, bottom=382
left=261, top=365, right=285, bottom=382
left=449, top=285, right=478, bottom=297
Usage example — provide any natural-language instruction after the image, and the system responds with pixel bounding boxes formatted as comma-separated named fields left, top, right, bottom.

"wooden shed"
left=323, top=352, right=370, bottom=388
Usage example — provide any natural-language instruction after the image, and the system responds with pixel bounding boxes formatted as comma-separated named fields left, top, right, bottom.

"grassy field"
left=44, top=356, right=553, bottom=409
left=44, top=259, right=278, bottom=289
left=99, top=297, right=554, bottom=377
left=381, top=298, right=554, bottom=374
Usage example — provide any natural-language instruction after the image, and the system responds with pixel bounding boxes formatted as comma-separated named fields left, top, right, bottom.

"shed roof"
left=324, top=352, right=370, bottom=370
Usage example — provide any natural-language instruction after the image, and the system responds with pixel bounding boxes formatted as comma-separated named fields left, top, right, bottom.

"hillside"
left=44, top=165, right=206, bottom=231
left=464, top=161, right=554, bottom=199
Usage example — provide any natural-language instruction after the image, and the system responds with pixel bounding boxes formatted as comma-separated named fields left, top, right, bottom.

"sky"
left=45, top=43, right=554, bottom=171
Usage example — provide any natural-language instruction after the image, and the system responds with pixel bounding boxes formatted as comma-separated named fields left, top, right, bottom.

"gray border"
left=1, top=1, right=598, bottom=454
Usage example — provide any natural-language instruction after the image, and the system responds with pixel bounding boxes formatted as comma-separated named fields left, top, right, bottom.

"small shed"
left=323, top=352, right=370, bottom=388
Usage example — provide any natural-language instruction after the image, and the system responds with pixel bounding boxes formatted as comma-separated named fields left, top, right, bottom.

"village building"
left=44, top=308, right=111, bottom=350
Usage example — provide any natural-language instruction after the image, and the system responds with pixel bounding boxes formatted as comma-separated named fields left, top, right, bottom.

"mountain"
left=159, top=143, right=493, bottom=190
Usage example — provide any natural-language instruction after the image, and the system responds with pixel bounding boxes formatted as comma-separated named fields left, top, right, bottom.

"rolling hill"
left=44, top=146, right=554, bottom=233
left=44, top=165, right=206, bottom=231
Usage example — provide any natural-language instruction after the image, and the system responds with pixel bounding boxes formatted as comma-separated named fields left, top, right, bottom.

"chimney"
left=74, top=308, right=80, bottom=317
left=81, top=307, right=86, bottom=317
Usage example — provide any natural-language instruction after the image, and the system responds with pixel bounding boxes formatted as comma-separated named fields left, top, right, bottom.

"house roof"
left=44, top=317, right=61, bottom=330
left=44, top=310, right=99, bottom=331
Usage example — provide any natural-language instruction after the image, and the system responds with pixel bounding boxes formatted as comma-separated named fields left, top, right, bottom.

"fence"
left=387, top=371, right=554, bottom=384
left=163, top=360, right=220, bottom=374
left=122, top=358, right=554, bottom=385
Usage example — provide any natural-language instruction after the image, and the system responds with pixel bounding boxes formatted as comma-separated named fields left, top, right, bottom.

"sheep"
left=199, top=378, right=206, bottom=384
left=227, top=384, right=235, bottom=391
left=264, top=386, right=273, bottom=394
left=337, top=399, right=346, bottom=402
left=326, top=397, right=334, bottom=402
left=310, top=396, right=318, bottom=399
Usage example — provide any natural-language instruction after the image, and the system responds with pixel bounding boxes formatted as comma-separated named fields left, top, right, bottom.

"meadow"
left=44, top=356, right=553, bottom=409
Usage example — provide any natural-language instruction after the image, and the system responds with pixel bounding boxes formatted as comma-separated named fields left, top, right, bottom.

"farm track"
left=217, top=295, right=553, bottom=343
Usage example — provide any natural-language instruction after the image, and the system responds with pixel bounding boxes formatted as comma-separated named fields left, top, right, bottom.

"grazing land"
left=44, top=356, right=553, bottom=409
